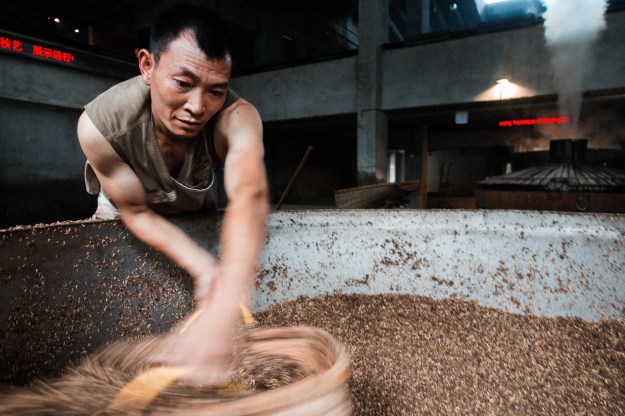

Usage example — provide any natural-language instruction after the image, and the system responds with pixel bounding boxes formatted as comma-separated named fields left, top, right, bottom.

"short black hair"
left=149, top=4, right=231, bottom=64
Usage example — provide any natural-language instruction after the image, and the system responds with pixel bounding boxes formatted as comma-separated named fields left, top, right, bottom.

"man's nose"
left=184, top=90, right=205, bottom=115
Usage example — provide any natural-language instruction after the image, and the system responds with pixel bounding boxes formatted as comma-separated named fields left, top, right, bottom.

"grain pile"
left=0, top=325, right=351, bottom=415
left=0, top=335, right=254, bottom=415
left=255, top=294, right=625, bottom=416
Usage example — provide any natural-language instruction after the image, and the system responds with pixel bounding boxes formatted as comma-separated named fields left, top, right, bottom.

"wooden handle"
left=108, top=303, right=257, bottom=412
left=108, top=366, right=190, bottom=412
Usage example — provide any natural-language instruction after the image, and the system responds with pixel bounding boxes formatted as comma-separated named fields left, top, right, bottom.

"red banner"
left=499, top=117, right=569, bottom=127
left=0, top=34, right=75, bottom=64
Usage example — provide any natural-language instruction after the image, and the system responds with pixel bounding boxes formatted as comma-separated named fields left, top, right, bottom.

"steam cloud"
left=541, top=0, right=608, bottom=137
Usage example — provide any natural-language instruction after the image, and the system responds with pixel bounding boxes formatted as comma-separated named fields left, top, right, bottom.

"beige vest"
left=84, top=75, right=239, bottom=214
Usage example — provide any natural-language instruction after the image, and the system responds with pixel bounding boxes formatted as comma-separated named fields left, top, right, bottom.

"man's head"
left=137, top=4, right=233, bottom=142
left=149, top=4, right=232, bottom=65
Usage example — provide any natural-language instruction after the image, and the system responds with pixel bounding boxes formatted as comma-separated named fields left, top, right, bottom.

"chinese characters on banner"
left=498, top=117, right=569, bottom=127
left=0, top=36, right=23, bottom=52
left=0, top=35, right=75, bottom=63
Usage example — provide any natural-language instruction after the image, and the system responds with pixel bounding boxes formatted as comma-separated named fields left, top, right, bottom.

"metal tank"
left=1, top=209, right=624, bottom=386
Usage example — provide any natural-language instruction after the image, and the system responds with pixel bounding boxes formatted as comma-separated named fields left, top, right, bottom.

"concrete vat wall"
left=255, top=210, right=625, bottom=320
left=1, top=210, right=624, bottom=383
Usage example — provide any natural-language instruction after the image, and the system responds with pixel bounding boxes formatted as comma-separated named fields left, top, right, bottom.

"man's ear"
left=137, top=49, right=154, bottom=86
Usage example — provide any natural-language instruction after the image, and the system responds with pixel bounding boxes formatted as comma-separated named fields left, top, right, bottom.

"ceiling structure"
left=0, top=0, right=359, bottom=69
left=2, top=0, right=624, bottom=71
left=0, top=0, right=569, bottom=71
left=2, top=0, right=624, bottom=148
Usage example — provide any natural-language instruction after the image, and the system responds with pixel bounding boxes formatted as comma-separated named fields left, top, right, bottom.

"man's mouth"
left=175, top=118, right=201, bottom=130
left=178, top=119, right=200, bottom=126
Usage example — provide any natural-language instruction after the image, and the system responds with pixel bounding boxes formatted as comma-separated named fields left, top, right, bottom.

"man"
left=77, top=4, right=269, bottom=385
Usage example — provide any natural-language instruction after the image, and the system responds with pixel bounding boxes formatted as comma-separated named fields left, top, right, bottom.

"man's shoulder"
left=88, top=75, right=148, bottom=107
left=84, top=76, right=151, bottom=140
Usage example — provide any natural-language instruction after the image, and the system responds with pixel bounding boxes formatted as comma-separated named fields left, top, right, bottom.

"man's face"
left=148, top=32, right=231, bottom=141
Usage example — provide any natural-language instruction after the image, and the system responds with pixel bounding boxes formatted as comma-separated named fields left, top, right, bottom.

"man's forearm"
left=120, top=207, right=216, bottom=281
left=217, top=185, right=269, bottom=304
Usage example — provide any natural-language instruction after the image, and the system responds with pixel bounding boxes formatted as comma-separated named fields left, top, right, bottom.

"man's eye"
left=176, top=80, right=191, bottom=88
left=209, top=90, right=224, bottom=97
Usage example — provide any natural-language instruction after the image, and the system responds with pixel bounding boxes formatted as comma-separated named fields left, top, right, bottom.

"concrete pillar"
left=421, top=0, right=431, bottom=34
left=357, top=0, right=389, bottom=185
left=418, top=125, right=429, bottom=209
left=405, top=0, right=431, bottom=38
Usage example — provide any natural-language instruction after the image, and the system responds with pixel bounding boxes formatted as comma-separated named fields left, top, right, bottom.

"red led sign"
left=499, top=117, right=569, bottom=127
left=0, top=35, right=75, bottom=63
left=0, top=36, right=22, bottom=51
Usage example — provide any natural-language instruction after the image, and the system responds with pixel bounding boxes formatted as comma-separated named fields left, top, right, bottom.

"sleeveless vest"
left=83, top=75, right=239, bottom=214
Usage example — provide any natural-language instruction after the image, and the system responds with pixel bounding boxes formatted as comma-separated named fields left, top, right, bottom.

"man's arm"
left=157, top=99, right=269, bottom=385
left=214, top=98, right=269, bottom=309
left=76, top=111, right=218, bottom=288
left=78, top=98, right=270, bottom=385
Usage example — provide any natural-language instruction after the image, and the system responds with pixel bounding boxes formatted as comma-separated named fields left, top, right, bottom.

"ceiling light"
left=74, top=28, right=80, bottom=33
left=495, top=78, right=515, bottom=100
left=53, top=17, right=61, bottom=23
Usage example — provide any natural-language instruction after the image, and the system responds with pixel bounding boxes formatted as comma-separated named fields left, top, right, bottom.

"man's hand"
left=150, top=290, right=242, bottom=386
left=194, top=259, right=219, bottom=304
